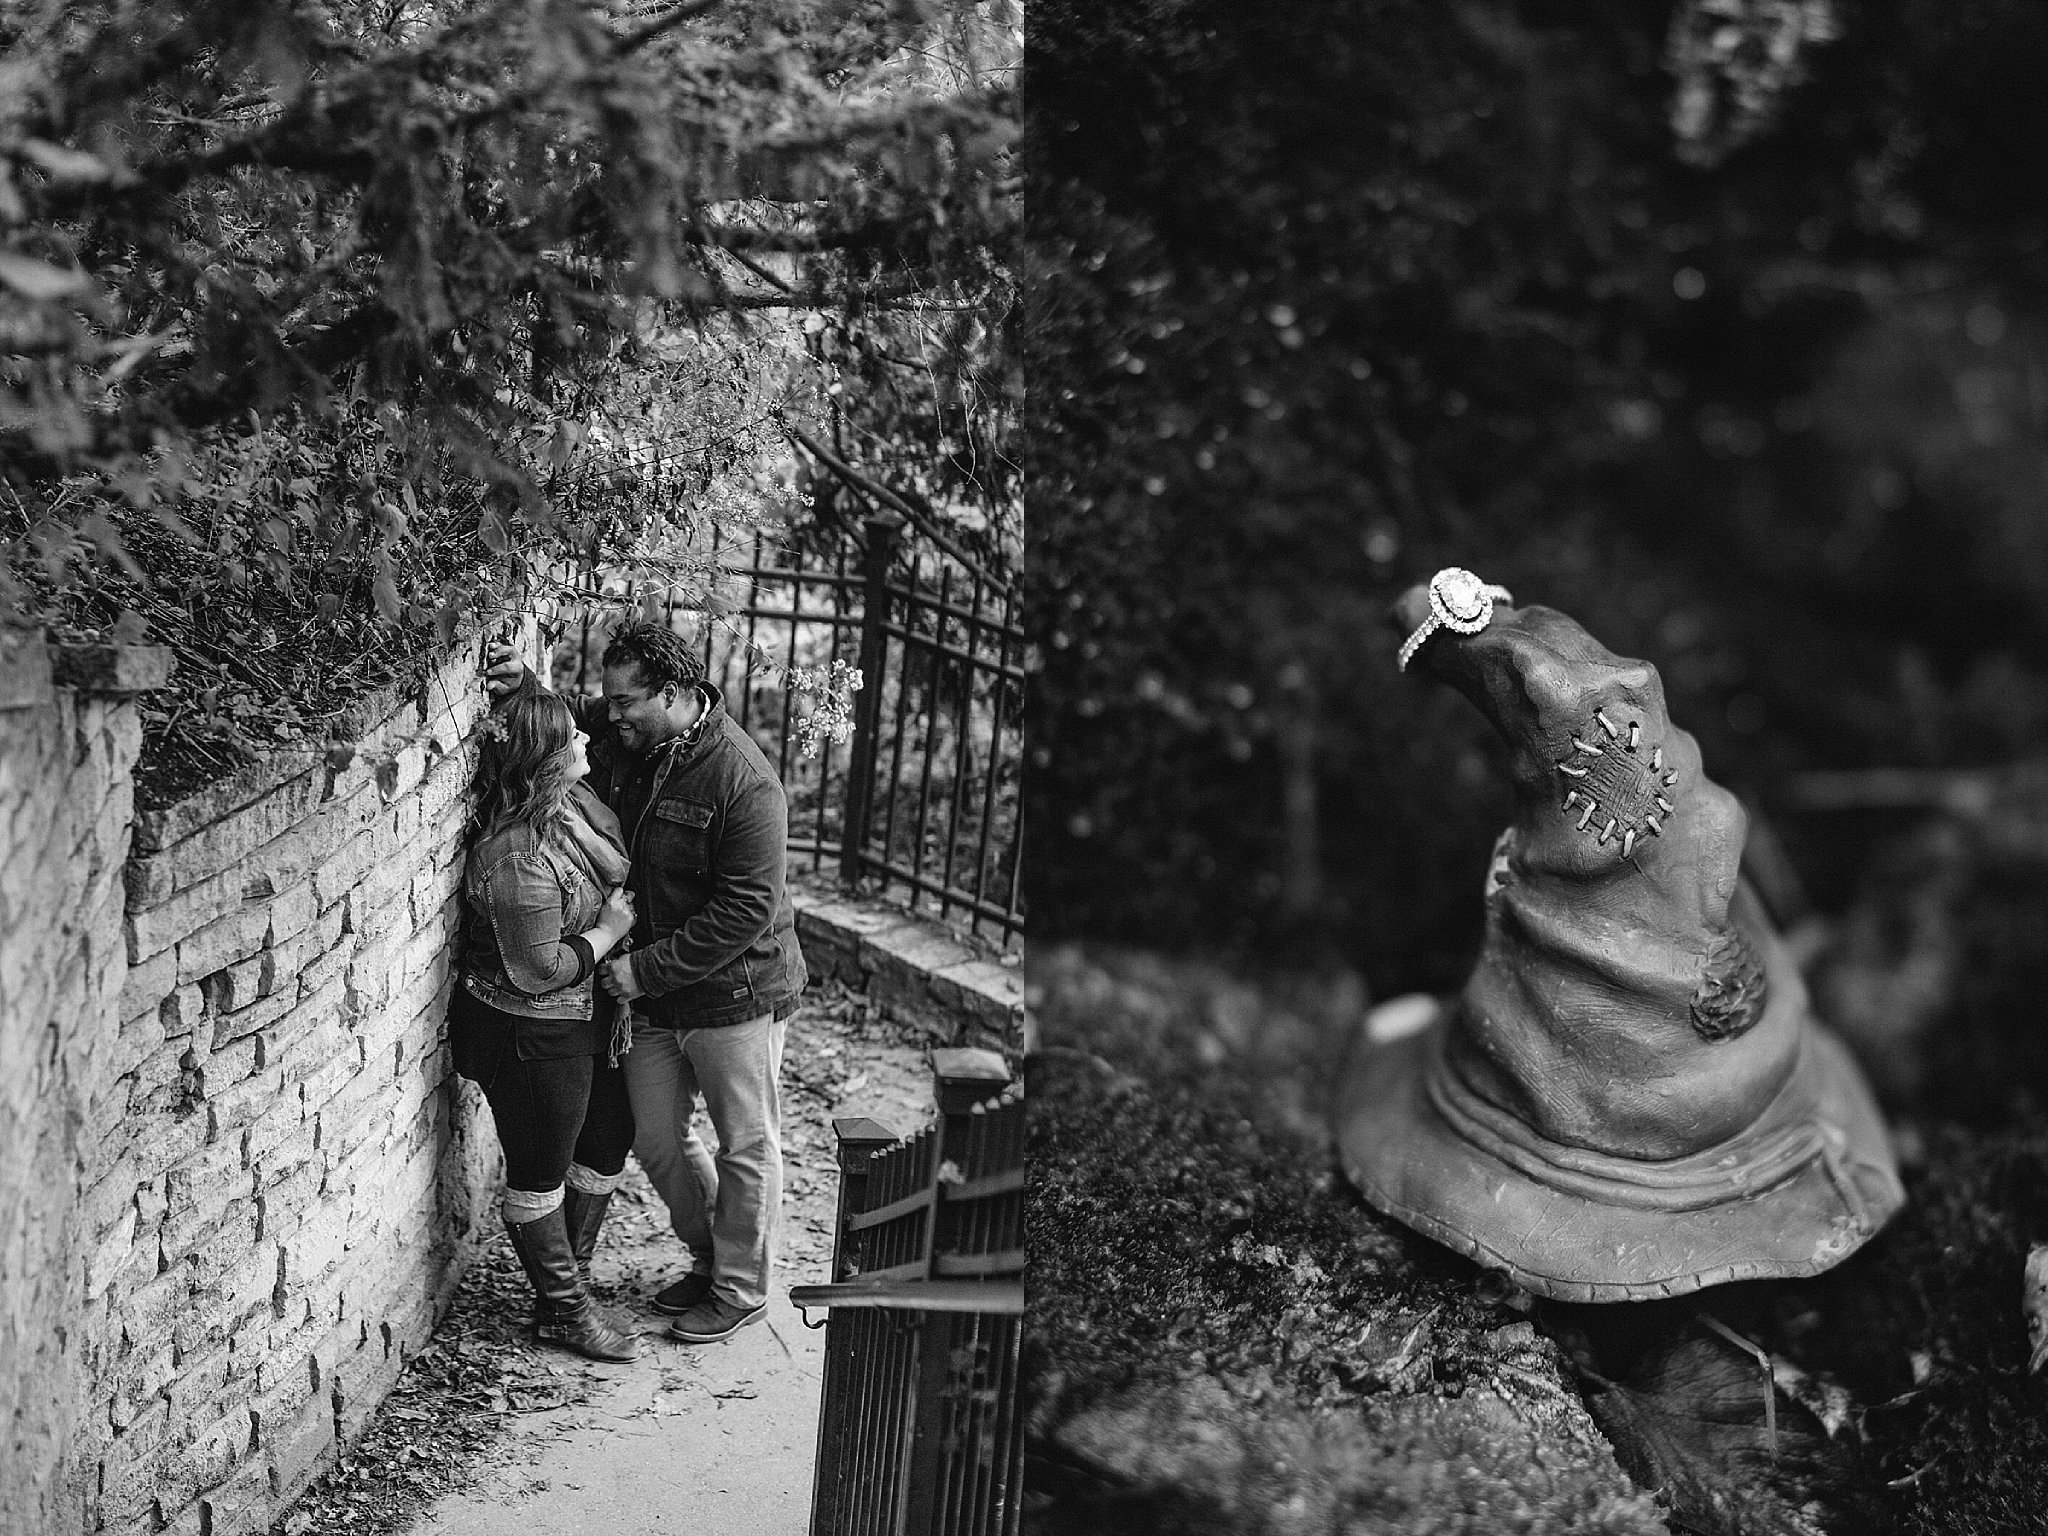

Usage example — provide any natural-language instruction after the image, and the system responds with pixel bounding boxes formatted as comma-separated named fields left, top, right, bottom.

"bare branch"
left=782, top=420, right=1008, bottom=588
left=718, top=279, right=977, bottom=310
left=616, top=0, right=727, bottom=53
left=716, top=246, right=794, bottom=294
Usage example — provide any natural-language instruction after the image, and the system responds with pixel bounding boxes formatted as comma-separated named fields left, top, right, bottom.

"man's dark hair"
left=601, top=622, right=705, bottom=695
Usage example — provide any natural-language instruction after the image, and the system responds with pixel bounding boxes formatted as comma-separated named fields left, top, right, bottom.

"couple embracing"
left=452, top=622, right=807, bottom=1359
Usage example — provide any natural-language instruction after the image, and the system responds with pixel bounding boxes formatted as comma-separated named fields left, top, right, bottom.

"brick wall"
left=1, top=634, right=503, bottom=1536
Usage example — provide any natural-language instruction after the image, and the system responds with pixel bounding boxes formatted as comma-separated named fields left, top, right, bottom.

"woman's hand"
left=599, top=885, right=636, bottom=938
left=580, top=886, right=637, bottom=965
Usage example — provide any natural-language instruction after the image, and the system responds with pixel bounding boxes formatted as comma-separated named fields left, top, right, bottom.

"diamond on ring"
left=1396, top=567, right=1513, bottom=672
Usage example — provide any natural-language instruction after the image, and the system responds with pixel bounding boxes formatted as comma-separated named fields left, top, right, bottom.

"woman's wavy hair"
left=476, top=682, right=578, bottom=839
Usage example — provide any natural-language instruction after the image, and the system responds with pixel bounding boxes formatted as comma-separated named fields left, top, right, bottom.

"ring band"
left=1397, top=567, right=1513, bottom=672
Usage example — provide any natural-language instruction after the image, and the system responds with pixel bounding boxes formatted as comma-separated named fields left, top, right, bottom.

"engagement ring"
left=1396, top=567, right=1513, bottom=672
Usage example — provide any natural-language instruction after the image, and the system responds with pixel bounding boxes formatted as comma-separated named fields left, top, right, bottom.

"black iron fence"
left=791, top=1050, right=1024, bottom=1536
left=554, top=501, right=1023, bottom=949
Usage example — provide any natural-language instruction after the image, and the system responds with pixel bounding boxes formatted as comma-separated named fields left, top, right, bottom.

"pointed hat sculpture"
left=1338, top=571, right=1904, bottom=1302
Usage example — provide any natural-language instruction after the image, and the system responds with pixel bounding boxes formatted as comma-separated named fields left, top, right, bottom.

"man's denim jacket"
left=576, top=685, right=807, bottom=1029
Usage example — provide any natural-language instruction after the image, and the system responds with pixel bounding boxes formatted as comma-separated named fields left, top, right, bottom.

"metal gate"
left=791, top=1050, right=1024, bottom=1536
left=556, top=497, right=1023, bottom=949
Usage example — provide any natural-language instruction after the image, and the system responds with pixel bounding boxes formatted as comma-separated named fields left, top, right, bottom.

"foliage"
left=1666, top=0, right=1841, bottom=167
left=0, top=0, right=1017, bottom=796
left=784, top=18, right=1023, bottom=577
left=1025, top=0, right=2048, bottom=980
left=786, top=654, right=861, bottom=754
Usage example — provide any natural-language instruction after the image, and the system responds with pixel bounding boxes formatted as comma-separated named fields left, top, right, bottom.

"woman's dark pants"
left=451, top=989, right=634, bottom=1191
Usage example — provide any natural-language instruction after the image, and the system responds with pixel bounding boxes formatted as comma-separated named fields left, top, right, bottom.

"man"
left=487, top=621, right=807, bottom=1343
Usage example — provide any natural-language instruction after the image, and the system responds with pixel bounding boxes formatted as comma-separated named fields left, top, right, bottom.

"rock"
left=2024, top=1244, right=2048, bottom=1375
left=1032, top=1373, right=1666, bottom=1536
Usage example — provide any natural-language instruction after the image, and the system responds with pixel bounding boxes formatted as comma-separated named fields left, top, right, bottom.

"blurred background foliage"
left=1023, top=0, right=2048, bottom=1066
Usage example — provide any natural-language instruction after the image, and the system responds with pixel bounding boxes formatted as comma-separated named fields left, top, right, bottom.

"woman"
left=455, top=682, right=641, bottom=1362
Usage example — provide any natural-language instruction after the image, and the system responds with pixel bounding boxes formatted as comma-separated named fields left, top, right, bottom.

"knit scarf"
left=553, top=783, right=634, bottom=1063
left=555, top=782, right=630, bottom=888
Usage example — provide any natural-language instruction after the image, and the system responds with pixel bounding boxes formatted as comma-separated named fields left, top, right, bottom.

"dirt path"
left=278, top=982, right=936, bottom=1536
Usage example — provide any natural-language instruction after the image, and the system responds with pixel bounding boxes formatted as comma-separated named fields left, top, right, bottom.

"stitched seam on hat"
left=1426, top=1054, right=1826, bottom=1211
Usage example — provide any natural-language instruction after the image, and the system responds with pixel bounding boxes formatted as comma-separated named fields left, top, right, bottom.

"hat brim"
left=1335, top=1012, right=1905, bottom=1303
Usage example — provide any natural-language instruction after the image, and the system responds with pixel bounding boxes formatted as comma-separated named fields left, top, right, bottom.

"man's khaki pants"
left=624, top=1011, right=788, bottom=1311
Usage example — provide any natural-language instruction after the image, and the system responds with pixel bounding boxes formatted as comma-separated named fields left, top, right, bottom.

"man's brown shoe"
left=651, top=1272, right=715, bottom=1316
left=668, top=1296, right=766, bottom=1344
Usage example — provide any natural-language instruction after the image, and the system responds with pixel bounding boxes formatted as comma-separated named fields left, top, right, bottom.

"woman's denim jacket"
left=460, top=818, right=607, bottom=1020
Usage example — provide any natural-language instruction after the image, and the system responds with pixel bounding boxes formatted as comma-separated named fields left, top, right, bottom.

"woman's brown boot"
left=561, top=1185, right=615, bottom=1291
left=505, top=1206, right=640, bottom=1363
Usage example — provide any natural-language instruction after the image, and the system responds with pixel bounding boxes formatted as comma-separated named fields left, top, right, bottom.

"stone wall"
left=0, top=634, right=501, bottom=1536
left=791, top=888, right=1027, bottom=1055
left=1, top=640, right=157, bottom=1534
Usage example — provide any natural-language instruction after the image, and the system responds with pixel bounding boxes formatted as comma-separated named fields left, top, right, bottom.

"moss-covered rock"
left=1026, top=945, right=1666, bottom=1534
left=1038, top=1374, right=1662, bottom=1536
